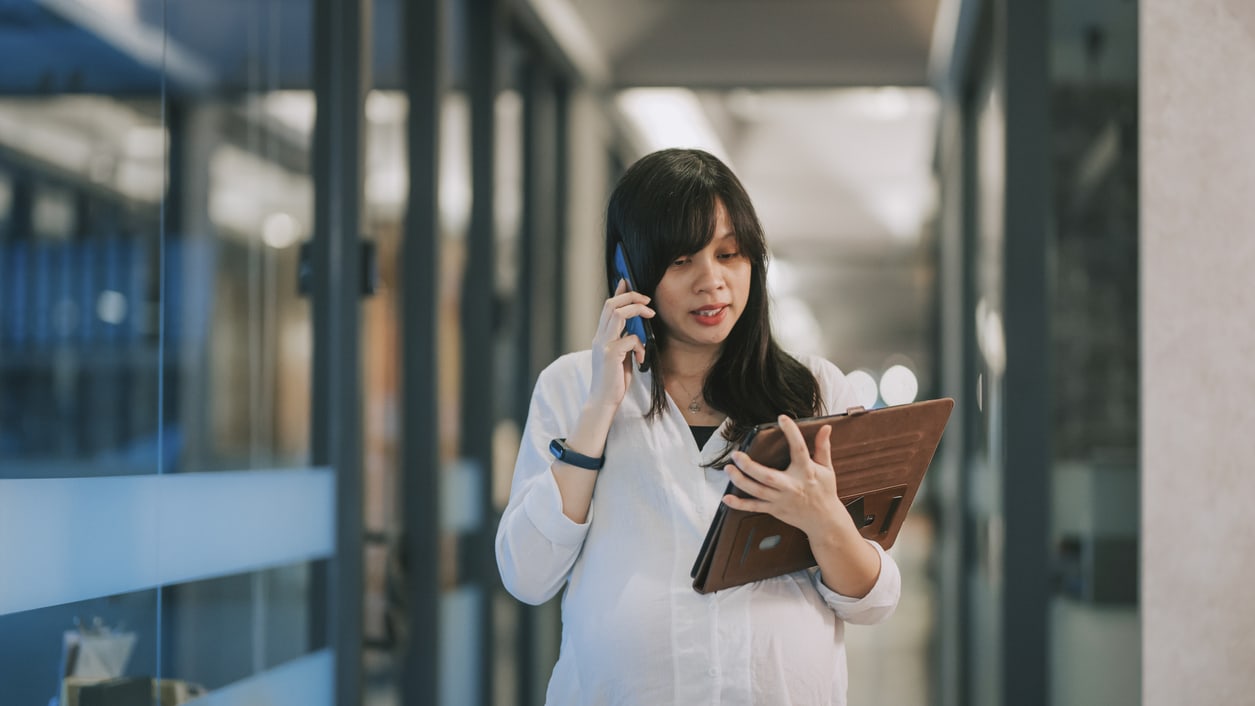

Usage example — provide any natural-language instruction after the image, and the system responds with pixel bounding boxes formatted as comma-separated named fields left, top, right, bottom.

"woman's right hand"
left=547, top=279, right=653, bottom=522
left=588, top=279, right=655, bottom=410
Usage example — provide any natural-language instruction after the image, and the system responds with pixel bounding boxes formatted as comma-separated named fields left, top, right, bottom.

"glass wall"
left=0, top=0, right=587, bottom=704
left=491, top=28, right=573, bottom=706
left=933, top=1, right=1140, bottom=705
left=1047, top=1, right=1140, bottom=704
left=965, top=49, right=1007, bottom=706
left=0, top=0, right=333, bottom=703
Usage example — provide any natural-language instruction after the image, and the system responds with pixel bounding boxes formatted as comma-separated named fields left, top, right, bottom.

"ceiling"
left=551, top=0, right=945, bottom=391
left=566, top=0, right=942, bottom=88
left=715, top=88, right=940, bottom=385
left=0, top=0, right=947, bottom=396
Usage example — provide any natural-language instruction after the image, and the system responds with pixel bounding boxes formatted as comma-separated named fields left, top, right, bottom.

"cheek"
left=655, top=301, right=688, bottom=330
left=732, top=265, right=754, bottom=306
left=648, top=283, right=682, bottom=328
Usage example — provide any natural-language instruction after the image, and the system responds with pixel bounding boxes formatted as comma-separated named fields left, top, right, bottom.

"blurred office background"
left=1, top=0, right=1251, bottom=705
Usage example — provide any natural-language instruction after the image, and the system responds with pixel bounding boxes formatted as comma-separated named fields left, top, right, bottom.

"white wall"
left=563, top=89, right=614, bottom=353
left=1142, top=1, right=1255, bottom=703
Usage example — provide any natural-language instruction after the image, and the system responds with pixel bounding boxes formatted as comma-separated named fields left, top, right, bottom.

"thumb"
left=813, top=424, right=834, bottom=470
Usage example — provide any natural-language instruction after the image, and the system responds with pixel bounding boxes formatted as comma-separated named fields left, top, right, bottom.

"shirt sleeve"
left=803, top=354, right=903, bottom=623
left=495, top=355, right=594, bottom=606
left=805, top=353, right=864, bottom=415
left=810, top=539, right=902, bottom=624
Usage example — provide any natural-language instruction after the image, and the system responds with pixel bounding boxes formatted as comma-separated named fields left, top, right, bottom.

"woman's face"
left=652, top=199, right=753, bottom=356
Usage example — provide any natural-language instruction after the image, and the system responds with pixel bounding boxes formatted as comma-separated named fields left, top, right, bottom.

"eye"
left=671, top=256, right=691, bottom=267
left=717, top=251, right=741, bottom=260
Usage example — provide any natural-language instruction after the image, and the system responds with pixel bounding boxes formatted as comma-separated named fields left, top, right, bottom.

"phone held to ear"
left=613, top=243, right=656, bottom=372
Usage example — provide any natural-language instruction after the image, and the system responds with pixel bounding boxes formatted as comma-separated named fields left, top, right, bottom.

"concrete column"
left=1142, top=1, right=1255, bottom=703
left=562, top=89, right=612, bottom=353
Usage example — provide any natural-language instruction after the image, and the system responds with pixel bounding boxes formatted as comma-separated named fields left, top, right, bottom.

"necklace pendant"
left=688, top=400, right=702, bottom=413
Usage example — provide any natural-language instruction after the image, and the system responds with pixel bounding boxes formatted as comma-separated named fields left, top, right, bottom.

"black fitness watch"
left=548, top=438, right=605, bottom=470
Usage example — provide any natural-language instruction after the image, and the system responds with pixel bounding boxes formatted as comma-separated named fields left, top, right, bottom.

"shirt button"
left=708, top=668, right=718, bottom=677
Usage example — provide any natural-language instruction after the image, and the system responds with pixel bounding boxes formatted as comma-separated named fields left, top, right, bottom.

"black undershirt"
left=689, top=425, right=719, bottom=450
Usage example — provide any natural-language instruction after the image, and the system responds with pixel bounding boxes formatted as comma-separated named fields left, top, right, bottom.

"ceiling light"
left=845, top=370, right=880, bottom=409
left=615, top=89, right=730, bottom=164
left=879, top=364, right=919, bottom=406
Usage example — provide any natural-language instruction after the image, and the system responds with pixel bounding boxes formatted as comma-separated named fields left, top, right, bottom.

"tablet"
left=691, top=397, right=953, bottom=594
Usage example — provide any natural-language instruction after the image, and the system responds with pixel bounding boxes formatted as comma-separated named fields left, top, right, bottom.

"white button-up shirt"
left=496, top=351, right=901, bottom=706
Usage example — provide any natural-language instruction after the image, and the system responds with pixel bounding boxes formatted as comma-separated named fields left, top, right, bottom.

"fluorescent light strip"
left=526, top=0, right=610, bottom=86
left=615, top=89, right=731, bottom=166
left=39, top=0, right=216, bottom=91
left=185, top=649, right=333, bottom=706
left=928, top=0, right=963, bottom=86
left=0, top=468, right=334, bottom=616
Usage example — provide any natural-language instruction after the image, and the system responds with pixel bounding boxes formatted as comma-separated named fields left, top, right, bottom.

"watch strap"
left=549, top=438, right=604, bottom=470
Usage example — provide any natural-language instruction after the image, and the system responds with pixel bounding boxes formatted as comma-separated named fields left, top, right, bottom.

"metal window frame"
left=400, top=0, right=442, bottom=704
left=310, top=0, right=370, bottom=703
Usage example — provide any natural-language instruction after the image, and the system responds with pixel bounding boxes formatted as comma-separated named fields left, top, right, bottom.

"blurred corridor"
left=1, top=0, right=1252, bottom=705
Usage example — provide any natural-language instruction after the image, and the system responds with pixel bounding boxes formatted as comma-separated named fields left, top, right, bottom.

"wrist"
left=806, top=510, right=863, bottom=549
left=550, top=438, right=605, bottom=470
left=579, top=399, right=619, bottom=428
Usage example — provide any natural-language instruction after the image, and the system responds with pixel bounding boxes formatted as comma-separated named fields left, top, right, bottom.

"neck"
left=659, top=341, right=719, bottom=383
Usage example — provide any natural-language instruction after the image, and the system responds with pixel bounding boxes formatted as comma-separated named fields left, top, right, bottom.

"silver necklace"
left=687, top=393, right=702, bottom=414
left=673, top=379, right=703, bottom=413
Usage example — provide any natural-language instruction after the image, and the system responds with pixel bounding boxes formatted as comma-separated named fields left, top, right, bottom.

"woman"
left=496, top=148, right=900, bottom=705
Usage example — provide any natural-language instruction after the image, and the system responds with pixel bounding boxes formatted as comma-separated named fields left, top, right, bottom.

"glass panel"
left=360, top=2, right=406, bottom=699
left=359, top=1, right=407, bottom=702
left=493, top=36, right=537, bottom=706
left=0, top=2, right=167, bottom=701
left=0, top=102, right=165, bottom=476
left=183, top=648, right=333, bottom=706
left=0, top=0, right=330, bottom=700
left=360, top=84, right=405, bottom=696
left=967, top=56, right=1006, bottom=706
left=164, top=566, right=318, bottom=693
left=159, top=0, right=322, bottom=697
left=1047, top=1, right=1140, bottom=704
left=0, top=470, right=332, bottom=616
left=0, top=590, right=160, bottom=706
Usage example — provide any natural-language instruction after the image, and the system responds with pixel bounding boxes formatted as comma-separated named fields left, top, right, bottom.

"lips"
left=691, top=305, right=729, bottom=326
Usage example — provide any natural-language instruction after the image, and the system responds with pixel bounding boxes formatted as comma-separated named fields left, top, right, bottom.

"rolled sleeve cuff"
left=812, top=539, right=901, bottom=619
left=522, top=469, right=593, bottom=547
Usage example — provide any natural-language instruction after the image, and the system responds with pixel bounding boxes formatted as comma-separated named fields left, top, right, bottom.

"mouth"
left=691, top=305, right=729, bottom=326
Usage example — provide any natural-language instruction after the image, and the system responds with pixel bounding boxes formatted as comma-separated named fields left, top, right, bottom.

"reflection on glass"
left=879, top=364, right=919, bottom=406
left=845, top=369, right=880, bottom=409
left=0, top=0, right=323, bottom=700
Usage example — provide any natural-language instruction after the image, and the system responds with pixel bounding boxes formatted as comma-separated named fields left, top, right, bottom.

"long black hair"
left=603, top=148, right=823, bottom=454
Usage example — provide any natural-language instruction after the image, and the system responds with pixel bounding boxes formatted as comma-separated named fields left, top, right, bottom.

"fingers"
left=604, top=288, right=652, bottom=313
left=597, top=295, right=655, bottom=340
left=726, top=454, right=780, bottom=498
left=613, top=333, right=646, bottom=369
left=722, top=493, right=769, bottom=514
left=778, top=415, right=812, bottom=467
left=605, top=331, right=642, bottom=362
left=813, top=424, right=834, bottom=470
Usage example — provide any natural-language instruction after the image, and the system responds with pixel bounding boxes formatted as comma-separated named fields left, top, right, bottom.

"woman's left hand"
left=722, top=414, right=855, bottom=539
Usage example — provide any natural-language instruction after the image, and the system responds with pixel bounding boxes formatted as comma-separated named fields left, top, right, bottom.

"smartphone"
left=612, top=243, right=656, bottom=372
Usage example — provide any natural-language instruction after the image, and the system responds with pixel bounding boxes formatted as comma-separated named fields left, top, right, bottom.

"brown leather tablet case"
left=691, top=397, right=953, bottom=594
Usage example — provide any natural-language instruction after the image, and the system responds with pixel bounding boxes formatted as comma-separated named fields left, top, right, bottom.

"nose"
left=693, top=256, right=726, bottom=293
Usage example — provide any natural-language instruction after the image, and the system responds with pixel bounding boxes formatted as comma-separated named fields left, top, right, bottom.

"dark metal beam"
left=516, top=53, right=565, bottom=706
left=401, top=0, right=441, bottom=703
left=311, top=0, right=369, bottom=703
left=521, top=58, right=560, bottom=382
left=553, top=81, right=568, bottom=354
left=1000, top=0, right=1051, bottom=703
left=465, top=0, right=501, bottom=704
